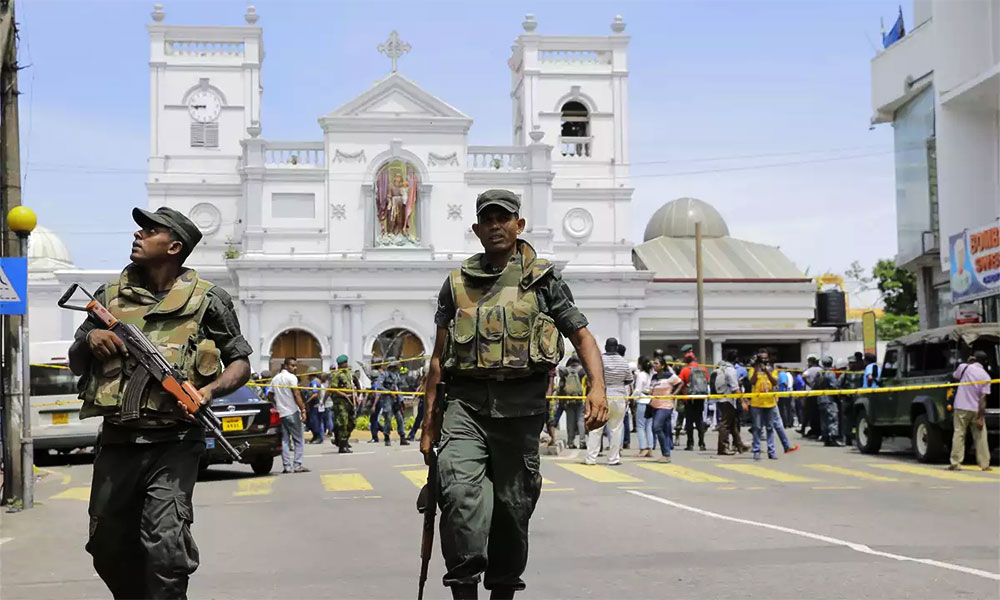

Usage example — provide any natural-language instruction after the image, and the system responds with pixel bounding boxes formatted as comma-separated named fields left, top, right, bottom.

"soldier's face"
left=131, top=224, right=183, bottom=265
left=473, top=207, right=524, bottom=255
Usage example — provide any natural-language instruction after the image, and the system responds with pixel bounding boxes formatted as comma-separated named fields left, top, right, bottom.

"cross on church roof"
left=378, top=31, right=411, bottom=73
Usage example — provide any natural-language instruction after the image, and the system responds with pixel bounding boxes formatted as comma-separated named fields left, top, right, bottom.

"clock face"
left=187, top=90, right=222, bottom=123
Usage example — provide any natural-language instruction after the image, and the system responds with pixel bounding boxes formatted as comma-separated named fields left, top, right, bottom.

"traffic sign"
left=0, top=257, right=27, bottom=315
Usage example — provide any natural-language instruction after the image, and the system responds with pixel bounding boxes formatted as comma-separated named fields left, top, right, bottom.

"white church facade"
left=28, top=7, right=834, bottom=373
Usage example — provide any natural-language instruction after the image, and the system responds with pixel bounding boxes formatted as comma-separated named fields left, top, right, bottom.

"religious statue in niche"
left=374, top=160, right=420, bottom=246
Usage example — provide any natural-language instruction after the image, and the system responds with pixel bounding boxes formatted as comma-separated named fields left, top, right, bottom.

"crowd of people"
left=547, top=342, right=888, bottom=464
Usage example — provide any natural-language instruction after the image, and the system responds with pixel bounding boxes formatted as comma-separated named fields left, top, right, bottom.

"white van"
left=30, top=340, right=99, bottom=454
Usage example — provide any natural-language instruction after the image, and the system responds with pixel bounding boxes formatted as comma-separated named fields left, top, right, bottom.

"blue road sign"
left=0, top=257, right=28, bottom=315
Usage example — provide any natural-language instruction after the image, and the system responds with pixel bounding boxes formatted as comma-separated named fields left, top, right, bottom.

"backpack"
left=688, top=366, right=710, bottom=395
left=562, top=369, right=584, bottom=397
left=709, top=369, right=720, bottom=394
left=812, top=369, right=829, bottom=391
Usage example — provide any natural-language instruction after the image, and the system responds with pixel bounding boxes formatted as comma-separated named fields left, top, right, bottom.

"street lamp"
left=7, top=205, right=36, bottom=510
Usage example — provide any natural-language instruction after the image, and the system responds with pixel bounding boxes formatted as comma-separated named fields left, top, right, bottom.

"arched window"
left=560, top=101, right=590, bottom=157
left=270, top=329, right=322, bottom=375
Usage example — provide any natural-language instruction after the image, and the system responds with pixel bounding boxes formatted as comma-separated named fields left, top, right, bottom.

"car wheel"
left=855, top=409, right=882, bottom=454
left=250, top=455, right=274, bottom=476
left=913, top=414, right=946, bottom=463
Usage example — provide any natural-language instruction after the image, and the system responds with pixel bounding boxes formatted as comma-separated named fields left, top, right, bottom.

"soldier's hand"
left=420, top=427, right=437, bottom=466
left=86, top=330, right=127, bottom=362
left=584, top=389, right=609, bottom=431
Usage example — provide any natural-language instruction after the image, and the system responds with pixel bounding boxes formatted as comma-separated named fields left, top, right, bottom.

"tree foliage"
left=876, top=313, right=919, bottom=340
left=872, top=259, right=917, bottom=316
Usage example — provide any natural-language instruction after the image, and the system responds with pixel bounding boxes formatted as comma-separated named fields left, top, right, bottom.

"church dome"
left=28, top=225, right=74, bottom=271
left=643, top=197, right=730, bottom=242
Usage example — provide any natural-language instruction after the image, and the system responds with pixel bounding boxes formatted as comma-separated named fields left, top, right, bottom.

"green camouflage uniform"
left=328, top=367, right=356, bottom=447
left=434, top=239, right=588, bottom=593
left=73, top=265, right=251, bottom=599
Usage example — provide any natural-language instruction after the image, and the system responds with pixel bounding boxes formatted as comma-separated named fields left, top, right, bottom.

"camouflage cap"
left=132, top=206, right=203, bottom=252
left=476, top=189, right=520, bottom=215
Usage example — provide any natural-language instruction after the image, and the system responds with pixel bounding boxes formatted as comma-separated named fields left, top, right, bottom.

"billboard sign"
left=949, top=218, right=1000, bottom=304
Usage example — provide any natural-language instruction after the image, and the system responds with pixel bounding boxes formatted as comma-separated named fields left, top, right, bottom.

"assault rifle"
left=59, top=283, right=246, bottom=461
left=416, top=381, right=446, bottom=600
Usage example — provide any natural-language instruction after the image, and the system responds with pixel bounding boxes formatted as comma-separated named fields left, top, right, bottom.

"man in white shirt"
left=268, top=357, right=310, bottom=473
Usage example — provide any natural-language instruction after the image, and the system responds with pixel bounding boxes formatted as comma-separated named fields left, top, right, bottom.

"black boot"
left=489, top=587, right=516, bottom=600
left=338, top=443, right=353, bottom=454
left=400, top=438, right=410, bottom=446
left=451, top=584, right=479, bottom=600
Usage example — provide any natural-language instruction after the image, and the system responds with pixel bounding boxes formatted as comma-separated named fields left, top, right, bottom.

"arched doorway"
left=270, top=329, right=322, bottom=376
left=370, top=327, right=426, bottom=381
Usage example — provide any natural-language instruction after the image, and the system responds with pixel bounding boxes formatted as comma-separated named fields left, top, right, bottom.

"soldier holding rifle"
left=420, top=190, right=608, bottom=600
left=67, top=207, right=252, bottom=599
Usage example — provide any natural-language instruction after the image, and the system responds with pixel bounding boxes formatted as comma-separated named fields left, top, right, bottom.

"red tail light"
left=269, top=407, right=280, bottom=428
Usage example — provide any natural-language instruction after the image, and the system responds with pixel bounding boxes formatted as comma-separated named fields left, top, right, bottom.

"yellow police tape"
left=29, top=363, right=71, bottom=370
left=246, top=378, right=999, bottom=402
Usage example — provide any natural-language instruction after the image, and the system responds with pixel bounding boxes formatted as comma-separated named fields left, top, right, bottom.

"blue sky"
left=18, top=0, right=906, bottom=277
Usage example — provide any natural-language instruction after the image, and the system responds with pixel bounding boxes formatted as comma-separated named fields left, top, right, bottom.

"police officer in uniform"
left=328, top=354, right=357, bottom=453
left=421, top=190, right=609, bottom=600
left=68, top=207, right=252, bottom=599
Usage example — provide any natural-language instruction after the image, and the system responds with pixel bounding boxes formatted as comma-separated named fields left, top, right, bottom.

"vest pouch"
left=450, top=307, right=478, bottom=370
left=529, top=313, right=564, bottom=367
left=192, top=339, right=221, bottom=389
left=93, top=357, right=125, bottom=408
left=477, top=305, right=504, bottom=369
left=502, top=303, right=532, bottom=369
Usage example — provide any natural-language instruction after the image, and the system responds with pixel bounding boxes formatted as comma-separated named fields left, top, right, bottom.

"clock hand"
left=192, top=104, right=206, bottom=109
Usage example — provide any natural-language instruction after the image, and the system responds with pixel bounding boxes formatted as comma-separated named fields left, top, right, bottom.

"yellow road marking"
left=234, top=477, right=275, bottom=497
left=717, top=486, right=738, bottom=490
left=49, top=486, right=90, bottom=501
left=393, top=463, right=425, bottom=468
left=812, top=486, right=862, bottom=490
left=868, top=463, right=997, bottom=483
left=321, top=473, right=374, bottom=492
left=804, top=464, right=899, bottom=482
left=36, top=467, right=71, bottom=486
left=541, top=488, right=574, bottom=492
left=556, top=463, right=642, bottom=483
left=542, top=477, right=556, bottom=485
left=401, top=469, right=427, bottom=488
left=637, top=463, right=733, bottom=483
left=618, top=485, right=665, bottom=490
left=715, top=464, right=818, bottom=483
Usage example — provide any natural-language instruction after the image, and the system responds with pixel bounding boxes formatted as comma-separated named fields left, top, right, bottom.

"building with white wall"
left=29, top=7, right=835, bottom=372
left=871, top=0, right=1000, bottom=327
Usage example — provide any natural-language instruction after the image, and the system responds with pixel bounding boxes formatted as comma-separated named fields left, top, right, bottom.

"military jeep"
left=852, top=323, right=999, bottom=463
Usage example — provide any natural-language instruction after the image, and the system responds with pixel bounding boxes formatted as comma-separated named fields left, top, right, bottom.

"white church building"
left=28, top=7, right=834, bottom=373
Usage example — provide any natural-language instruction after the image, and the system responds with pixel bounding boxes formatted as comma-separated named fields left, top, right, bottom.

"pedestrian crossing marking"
left=556, top=463, right=641, bottom=483
left=715, top=464, right=818, bottom=483
left=637, top=463, right=733, bottom=483
left=234, top=477, right=275, bottom=496
left=49, top=486, right=90, bottom=501
left=868, top=463, right=997, bottom=483
left=804, top=464, right=899, bottom=482
left=401, top=469, right=427, bottom=489
left=321, top=473, right=374, bottom=492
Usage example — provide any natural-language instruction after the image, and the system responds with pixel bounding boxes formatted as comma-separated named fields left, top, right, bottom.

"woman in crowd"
left=632, top=356, right=656, bottom=457
left=650, top=360, right=683, bottom=463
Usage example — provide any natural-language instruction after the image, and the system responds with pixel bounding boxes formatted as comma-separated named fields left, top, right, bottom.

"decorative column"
left=241, top=126, right=265, bottom=253
left=712, top=340, right=723, bottom=366
left=526, top=127, right=554, bottom=255
left=616, top=305, right=637, bottom=357
left=348, top=301, right=365, bottom=362
left=329, top=301, right=345, bottom=359
left=244, top=299, right=263, bottom=372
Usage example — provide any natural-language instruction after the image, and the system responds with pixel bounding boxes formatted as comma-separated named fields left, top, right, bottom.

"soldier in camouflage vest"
left=68, top=207, right=252, bottom=600
left=421, top=189, right=609, bottom=600
left=328, top=354, right=357, bottom=453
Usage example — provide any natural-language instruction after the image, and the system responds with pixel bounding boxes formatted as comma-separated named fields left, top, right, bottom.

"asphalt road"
left=2, top=431, right=998, bottom=600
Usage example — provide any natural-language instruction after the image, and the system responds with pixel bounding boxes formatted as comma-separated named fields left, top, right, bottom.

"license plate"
left=51, top=412, right=69, bottom=425
left=222, top=416, right=243, bottom=432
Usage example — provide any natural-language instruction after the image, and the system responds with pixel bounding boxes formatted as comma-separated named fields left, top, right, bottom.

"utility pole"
left=0, top=0, right=24, bottom=508
left=695, top=221, right=705, bottom=363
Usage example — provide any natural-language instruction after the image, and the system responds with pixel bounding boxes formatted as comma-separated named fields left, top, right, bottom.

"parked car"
left=201, top=385, right=282, bottom=475
left=852, top=323, right=999, bottom=463
left=29, top=341, right=100, bottom=456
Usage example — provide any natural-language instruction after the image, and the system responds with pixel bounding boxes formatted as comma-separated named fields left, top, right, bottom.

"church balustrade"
left=165, top=40, right=245, bottom=57
left=559, top=136, right=591, bottom=158
left=466, top=146, right=530, bottom=171
left=263, top=142, right=325, bottom=167
left=538, top=50, right=611, bottom=65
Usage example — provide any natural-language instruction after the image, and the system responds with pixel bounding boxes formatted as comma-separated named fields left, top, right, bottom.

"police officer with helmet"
left=68, top=207, right=253, bottom=599
left=421, top=189, right=609, bottom=600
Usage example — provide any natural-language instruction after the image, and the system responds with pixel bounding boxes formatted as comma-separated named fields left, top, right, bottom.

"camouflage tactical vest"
left=79, top=267, right=221, bottom=425
left=443, top=241, right=564, bottom=378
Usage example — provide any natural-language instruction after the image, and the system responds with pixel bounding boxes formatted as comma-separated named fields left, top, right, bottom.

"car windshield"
left=30, top=364, right=78, bottom=397
left=213, top=386, right=262, bottom=404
